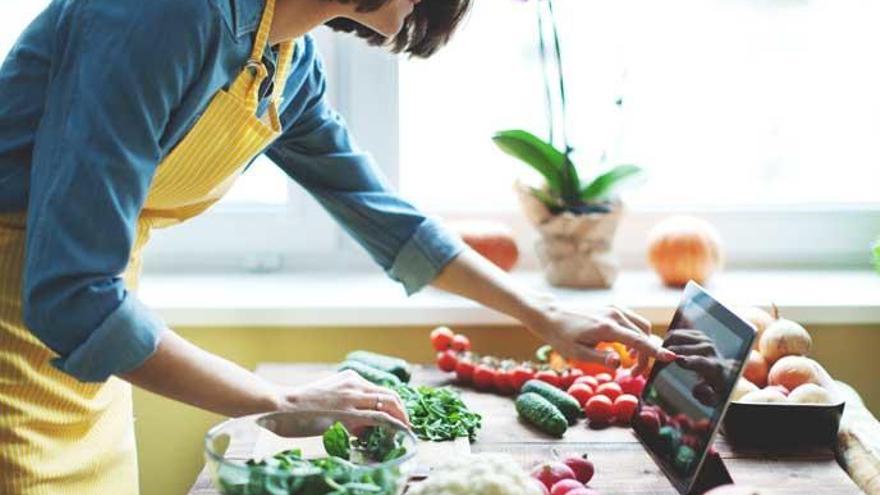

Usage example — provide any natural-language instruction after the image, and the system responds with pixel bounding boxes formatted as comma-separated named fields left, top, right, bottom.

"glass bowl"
left=204, top=410, right=417, bottom=495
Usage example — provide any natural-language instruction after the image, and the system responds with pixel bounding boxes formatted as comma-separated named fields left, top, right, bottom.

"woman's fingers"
left=355, top=392, right=409, bottom=426
left=570, top=344, right=622, bottom=368
left=607, top=322, right=677, bottom=363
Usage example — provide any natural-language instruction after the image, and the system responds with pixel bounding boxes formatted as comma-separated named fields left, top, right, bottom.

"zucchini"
left=521, top=379, right=581, bottom=424
left=345, top=351, right=412, bottom=383
left=516, top=392, right=568, bottom=437
left=338, top=361, right=402, bottom=387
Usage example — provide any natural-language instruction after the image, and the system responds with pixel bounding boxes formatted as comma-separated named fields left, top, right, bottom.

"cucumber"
left=516, top=392, right=567, bottom=438
left=521, top=379, right=581, bottom=424
left=345, top=351, right=412, bottom=383
left=338, top=360, right=402, bottom=387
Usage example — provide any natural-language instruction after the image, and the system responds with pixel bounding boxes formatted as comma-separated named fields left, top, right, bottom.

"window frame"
left=146, top=30, right=880, bottom=274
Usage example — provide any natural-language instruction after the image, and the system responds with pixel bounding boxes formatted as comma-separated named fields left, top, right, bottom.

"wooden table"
left=189, top=364, right=864, bottom=494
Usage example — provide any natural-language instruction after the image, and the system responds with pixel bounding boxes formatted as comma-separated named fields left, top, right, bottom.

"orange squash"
left=647, top=215, right=723, bottom=287
left=447, top=220, right=519, bottom=272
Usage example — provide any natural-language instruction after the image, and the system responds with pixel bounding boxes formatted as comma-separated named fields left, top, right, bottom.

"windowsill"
left=138, top=269, right=880, bottom=328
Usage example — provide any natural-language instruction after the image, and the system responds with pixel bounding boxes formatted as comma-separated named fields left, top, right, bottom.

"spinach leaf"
left=322, top=422, right=351, bottom=460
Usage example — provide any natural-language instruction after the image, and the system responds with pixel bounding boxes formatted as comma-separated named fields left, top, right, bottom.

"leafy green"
left=225, top=425, right=405, bottom=495
left=393, top=384, right=482, bottom=443
left=353, top=427, right=407, bottom=463
left=322, top=422, right=350, bottom=460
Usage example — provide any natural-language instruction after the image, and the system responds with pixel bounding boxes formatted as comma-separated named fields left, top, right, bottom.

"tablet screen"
left=633, top=282, right=755, bottom=492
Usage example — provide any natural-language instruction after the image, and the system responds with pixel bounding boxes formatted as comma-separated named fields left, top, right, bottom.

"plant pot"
left=515, top=181, right=622, bottom=288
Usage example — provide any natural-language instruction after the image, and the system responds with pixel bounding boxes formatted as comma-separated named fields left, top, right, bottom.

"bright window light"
left=400, top=0, right=880, bottom=212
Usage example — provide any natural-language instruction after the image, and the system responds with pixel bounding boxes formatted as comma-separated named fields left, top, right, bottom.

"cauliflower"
left=408, top=453, right=542, bottom=495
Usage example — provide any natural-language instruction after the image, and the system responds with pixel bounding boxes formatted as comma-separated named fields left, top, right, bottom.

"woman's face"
left=346, top=0, right=420, bottom=38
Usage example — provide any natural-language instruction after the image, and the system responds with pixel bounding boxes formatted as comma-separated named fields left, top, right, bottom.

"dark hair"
left=324, top=0, right=472, bottom=58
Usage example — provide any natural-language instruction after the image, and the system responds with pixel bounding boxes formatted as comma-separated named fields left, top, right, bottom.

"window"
left=396, top=0, right=880, bottom=268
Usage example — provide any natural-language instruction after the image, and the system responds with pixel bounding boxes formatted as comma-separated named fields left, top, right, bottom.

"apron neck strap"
left=250, top=0, right=277, bottom=63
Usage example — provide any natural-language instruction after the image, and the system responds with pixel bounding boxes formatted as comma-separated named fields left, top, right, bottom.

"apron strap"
left=229, top=0, right=279, bottom=111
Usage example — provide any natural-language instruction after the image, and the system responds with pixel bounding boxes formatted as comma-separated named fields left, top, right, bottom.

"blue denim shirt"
left=0, top=0, right=464, bottom=382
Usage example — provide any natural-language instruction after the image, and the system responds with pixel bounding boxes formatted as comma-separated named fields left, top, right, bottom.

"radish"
left=562, top=454, right=595, bottom=484
left=530, top=462, right=576, bottom=490
left=550, top=479, right=584, bottom=495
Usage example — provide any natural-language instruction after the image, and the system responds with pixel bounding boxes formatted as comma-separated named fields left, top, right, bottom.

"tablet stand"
left=688, top=450, right=734, bottom=494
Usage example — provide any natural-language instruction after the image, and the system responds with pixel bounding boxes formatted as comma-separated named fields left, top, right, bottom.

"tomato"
left=566, top=383, right=594, bottom=407
left=573, top=375, right=599, bottom=390
left=454, top=359, right=475, bottom=384
left=451, top=334, right=472, bottom=352
left=430, top=326, right=455, bottom=351
left=560, top=368, right=584, bottom=389
left=617, top=374, right=646, bottom=397
left=584, top=395, right=614, bottom=424
left=612, top=394, right=639, bottom=424
left=473, top=364, right=496, bottom=390
left=493, top=368, right=516, bottom=395
left=436, top=350, right=458, bottom=372
left=510, top=366, right=536, bottom=392
left=535, top=370, right=562, bottom=388
left=596, top=382, right=623, bottom=401
left=594, top=373, right=613, bottom=385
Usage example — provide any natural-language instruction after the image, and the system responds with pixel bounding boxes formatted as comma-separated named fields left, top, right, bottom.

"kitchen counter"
left=188, top=364, right=867, bottom=494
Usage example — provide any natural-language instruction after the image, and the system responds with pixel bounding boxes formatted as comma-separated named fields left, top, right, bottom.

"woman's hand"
left=279, top=370, right=410, bottom=427
left=528, top=302, right=677, bottom=376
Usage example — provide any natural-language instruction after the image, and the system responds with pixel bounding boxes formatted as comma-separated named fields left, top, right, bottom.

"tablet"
left=633, top=281, right=755, bottom=495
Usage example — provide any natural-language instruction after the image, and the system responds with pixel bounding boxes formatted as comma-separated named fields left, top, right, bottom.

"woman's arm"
left=430, top=248, right=676, bottom=374
left=123, top=329, right=409, bottom=423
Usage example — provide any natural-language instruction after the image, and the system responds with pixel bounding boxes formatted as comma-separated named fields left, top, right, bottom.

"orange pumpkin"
left=447, top=220, right=519, bottom=272
left=647, top=215, right=723, bottom=287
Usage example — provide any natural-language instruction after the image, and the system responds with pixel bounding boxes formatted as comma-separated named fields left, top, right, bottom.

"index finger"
left=609, top=323, right=677, bottom=363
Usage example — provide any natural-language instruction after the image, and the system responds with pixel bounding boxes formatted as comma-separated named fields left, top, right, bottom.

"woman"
left=0, top=0, right=675, bottom=492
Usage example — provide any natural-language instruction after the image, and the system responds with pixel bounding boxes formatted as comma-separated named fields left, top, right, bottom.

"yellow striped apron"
left=0, top=0, right=293, bottom=492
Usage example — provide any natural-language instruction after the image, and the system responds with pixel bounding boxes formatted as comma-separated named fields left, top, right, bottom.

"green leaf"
left=492, top=129, right=567, bottom=195
left=580, top=164, right=643, bottom=202
left=322, top=422, right=351, bottom=460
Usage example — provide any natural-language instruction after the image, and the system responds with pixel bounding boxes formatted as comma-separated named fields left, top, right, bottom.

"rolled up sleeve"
left=21, top=1, right=215, bottom=382
left=266, top=44, right=465, bottom=295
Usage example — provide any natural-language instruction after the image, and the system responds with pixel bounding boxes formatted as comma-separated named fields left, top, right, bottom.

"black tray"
left=721, top=400, right=845, bottom=448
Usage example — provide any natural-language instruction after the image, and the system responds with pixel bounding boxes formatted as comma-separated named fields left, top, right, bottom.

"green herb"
left=322, top=422, right=351, bottom=460
left=354, top=427, right=407, bottom=463
left=394, top=384, right=482, bottom=442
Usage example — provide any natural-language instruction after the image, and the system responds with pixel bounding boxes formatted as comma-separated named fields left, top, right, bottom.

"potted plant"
left=492, top=0, right=641, bottom=288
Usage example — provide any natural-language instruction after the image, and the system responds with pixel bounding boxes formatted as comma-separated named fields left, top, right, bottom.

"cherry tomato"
left=430, top=326, right=455, bottom=351
left=473, top=364, right=496, bottom=390
left=561, top=368, right=584, bottom=389
left=436, top=350, right=458, bottom=372
left=595, top=373, right=613, bottom=385
left=612, top=394, right=639, bottom=424
left=535, top=370, right=562, bottom=388
left=596, top=382, right=623, bottom=401
left=510, top=366, right=536, bottom=392
left=618, top=374, right=646, bottom=397
left=573, top=375, right=600, bottom=390
left=566, top=383, right=594, bottom=407
left=584, top=395, right=614, bottom=424
left=493, top=368, right=516, bottom=395
left=454, top=359, right=475, bottom=384
left=451, top=334, right=472, bottom=352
